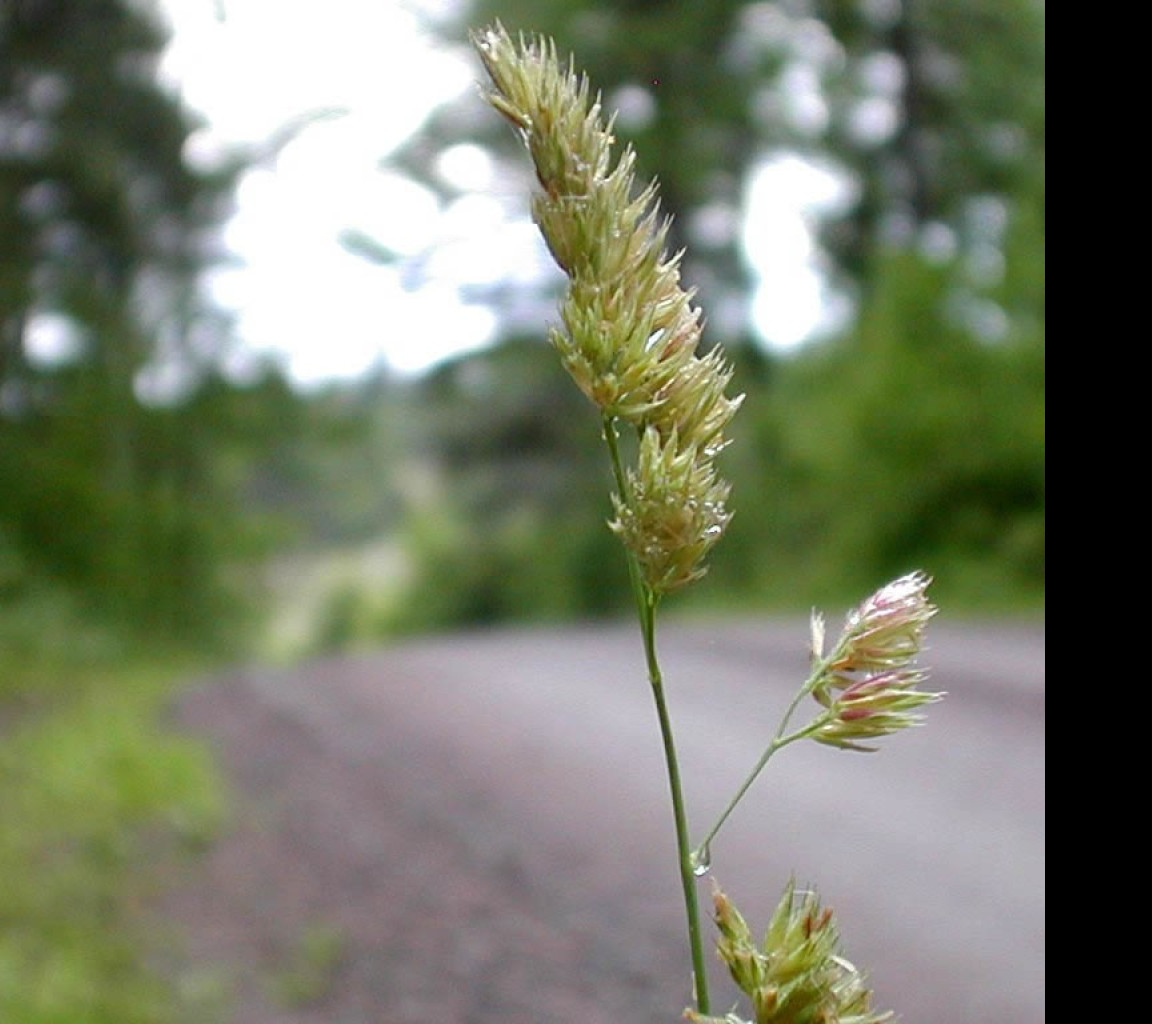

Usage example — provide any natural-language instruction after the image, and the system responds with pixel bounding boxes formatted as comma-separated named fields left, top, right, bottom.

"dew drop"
left=690, top=844, right=712, bottom=878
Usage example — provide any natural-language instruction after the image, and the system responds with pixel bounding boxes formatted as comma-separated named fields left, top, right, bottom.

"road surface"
left=162, top=615, right=1045, bottom=1023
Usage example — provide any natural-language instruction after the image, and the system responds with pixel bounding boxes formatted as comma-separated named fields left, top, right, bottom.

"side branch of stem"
left=693, top=665, right=833, bottom=858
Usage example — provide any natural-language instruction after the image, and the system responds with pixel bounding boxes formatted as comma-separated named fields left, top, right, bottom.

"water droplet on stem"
left=690, top=844, right=711, bottom=878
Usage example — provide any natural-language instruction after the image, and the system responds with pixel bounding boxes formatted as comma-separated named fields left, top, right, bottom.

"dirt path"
left=156, top=617, right=1045, bottom=1024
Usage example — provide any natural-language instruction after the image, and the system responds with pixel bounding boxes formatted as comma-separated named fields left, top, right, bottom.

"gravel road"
left=160, top=616, right=1045, bottom=1024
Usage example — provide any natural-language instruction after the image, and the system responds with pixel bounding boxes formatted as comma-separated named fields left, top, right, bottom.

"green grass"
left=266, top=921, right=346, bottom=1009
left=0, top=648, right=225, bottom=1024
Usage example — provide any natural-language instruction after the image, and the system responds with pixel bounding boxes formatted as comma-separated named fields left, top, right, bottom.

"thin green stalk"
left=604, top=416, right=711, bottom=1016
left=693, top=665, right=834, bottom=860
left=643, top=612, right=712, bottom=1016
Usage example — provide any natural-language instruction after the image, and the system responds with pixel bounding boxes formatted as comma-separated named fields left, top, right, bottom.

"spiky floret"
left=610, top=427, right=732, bottom=594
left=828, top=572, right=938, bottom=674
left=473, top=23, right=740, bottom=442
left=473, top=22, right=741, bottom=591
left=686, top=882, right=895, bottom=1024
left=809, top=573, right=943, bottom=751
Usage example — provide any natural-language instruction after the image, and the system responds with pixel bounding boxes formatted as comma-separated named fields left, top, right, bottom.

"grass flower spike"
left=810, top=666, right=940, bottom=751
left=473, top=23, right=741, bottom=593
left=471, top=23, right=741, bottom=432
left=610, top=427, right=732, bottom=594
left=825, top=571, right=938, bottom=674
left=686, top=882, right=894, bottom=1024
left=811, top=572, right=943, bottom=751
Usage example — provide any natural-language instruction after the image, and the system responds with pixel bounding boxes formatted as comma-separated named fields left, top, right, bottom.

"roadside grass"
left=266, top=920, right=347, bottom=1010
left=0, top=646, right=225, bottom=1024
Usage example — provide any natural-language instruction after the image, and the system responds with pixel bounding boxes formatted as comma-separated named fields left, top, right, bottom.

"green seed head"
left=699, top=882, right=895, bottom=1024
left=473, top=22, right=742, bottom=594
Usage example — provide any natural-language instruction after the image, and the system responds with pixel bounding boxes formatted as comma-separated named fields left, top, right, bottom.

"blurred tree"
left=725, top=244, right=1045, bottom=606
left=0, top=0, right=272, bottom=647
left=817, top=0, right=1045, bottom=289
left=0, top=0, right=236, bottom=398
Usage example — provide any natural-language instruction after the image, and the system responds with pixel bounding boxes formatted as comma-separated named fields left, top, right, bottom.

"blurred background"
left=1, top=0, right=1043, bottom=1019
